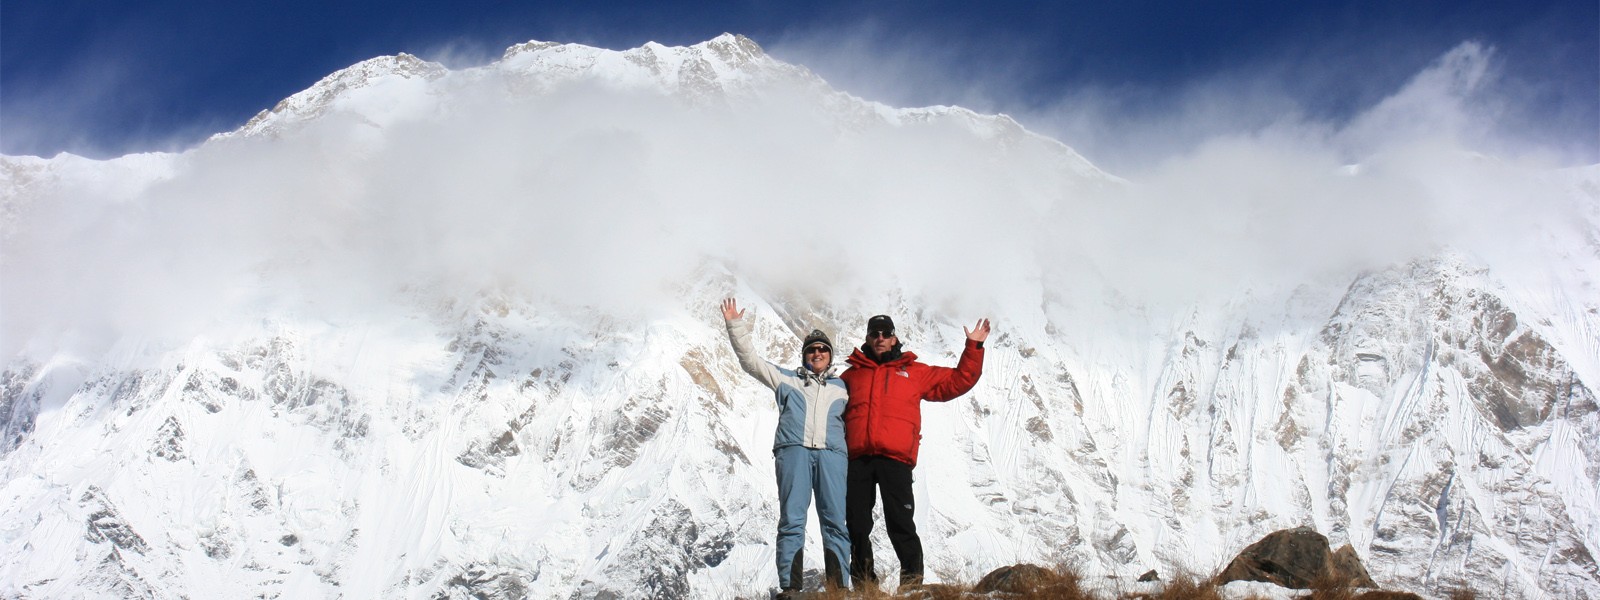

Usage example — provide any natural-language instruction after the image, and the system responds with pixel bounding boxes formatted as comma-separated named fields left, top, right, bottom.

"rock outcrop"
left=972, top=563, right=1083, bottom=596
left=1217, top=526, right=1376, bottom=589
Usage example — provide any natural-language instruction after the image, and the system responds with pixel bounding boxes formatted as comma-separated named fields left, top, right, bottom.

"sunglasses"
left=804, top=345, right=832, bottom=355
left=868, top=330, right=896, bottom=340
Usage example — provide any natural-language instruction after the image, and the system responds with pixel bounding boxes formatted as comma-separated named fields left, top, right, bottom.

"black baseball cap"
left=866, top=315, right=895, bottom=336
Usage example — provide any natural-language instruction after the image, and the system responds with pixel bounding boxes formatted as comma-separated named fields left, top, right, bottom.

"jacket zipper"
left=808, top=376, right=824, bottom=448
left=872, top=365, right=891, bottom=454
left=807, top=379, right=816, bottom=448
left=882, top=366, right=893, bottom=454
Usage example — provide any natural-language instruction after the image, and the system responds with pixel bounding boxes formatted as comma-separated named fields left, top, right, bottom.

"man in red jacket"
left=840, top=314, right=989, bottom=589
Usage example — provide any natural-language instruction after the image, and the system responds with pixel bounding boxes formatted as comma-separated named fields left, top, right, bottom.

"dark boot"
left=899, top=571, right=924, bottom=588
left=823, top=548, right=845, bottom=591
left=785, top=547, right=804, bottom=592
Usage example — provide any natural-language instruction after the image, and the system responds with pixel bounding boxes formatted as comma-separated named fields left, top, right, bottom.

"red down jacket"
left=840, top=339, right=984, bottom=468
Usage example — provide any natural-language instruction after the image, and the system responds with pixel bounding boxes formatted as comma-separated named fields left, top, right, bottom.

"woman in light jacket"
left=722, top=298, right=850, bottom=594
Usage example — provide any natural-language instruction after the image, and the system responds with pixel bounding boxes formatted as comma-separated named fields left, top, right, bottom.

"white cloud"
left=2, top=40, right=1591, bottom=359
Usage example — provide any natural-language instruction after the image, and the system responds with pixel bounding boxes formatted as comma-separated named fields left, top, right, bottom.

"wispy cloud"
left=2, top=39, right=1592, bottom=360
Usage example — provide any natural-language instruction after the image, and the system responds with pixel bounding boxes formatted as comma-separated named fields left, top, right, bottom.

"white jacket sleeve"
left=725, top=316, right=783, bottom=392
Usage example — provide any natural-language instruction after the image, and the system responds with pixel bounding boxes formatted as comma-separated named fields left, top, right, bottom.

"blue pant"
left=774, top=445, right=851, bottom=590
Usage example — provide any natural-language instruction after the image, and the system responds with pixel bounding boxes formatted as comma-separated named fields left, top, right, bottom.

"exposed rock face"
left=1216, top=526, right=1376, bottom=589
left=81, top=486, right=150, bottom=555
left=1306, top=259, right=1600, bottom=597
left=0, top=363, right=40, bottom=455
left=436, top=562, right=536, bottom=600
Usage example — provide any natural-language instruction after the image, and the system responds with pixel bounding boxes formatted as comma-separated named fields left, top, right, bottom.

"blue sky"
left=3, top=0, right=1596, bottom=166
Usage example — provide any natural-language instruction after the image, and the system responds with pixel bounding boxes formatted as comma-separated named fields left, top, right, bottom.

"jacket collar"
left=796, top=364, right=836, bottom=384
left=846, top=347, right=917, bottom=369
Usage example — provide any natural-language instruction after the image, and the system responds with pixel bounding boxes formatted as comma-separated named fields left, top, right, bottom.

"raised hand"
left=721, top=298, right=746, bottom=321
left=964, top=318, right=991, bottom=343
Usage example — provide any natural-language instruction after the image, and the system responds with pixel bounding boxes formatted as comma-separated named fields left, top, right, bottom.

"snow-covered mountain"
left=2, top=34, right=1597, bottom=599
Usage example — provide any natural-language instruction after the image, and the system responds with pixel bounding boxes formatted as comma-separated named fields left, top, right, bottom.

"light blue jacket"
left=725, top=316, right=849, bottom=454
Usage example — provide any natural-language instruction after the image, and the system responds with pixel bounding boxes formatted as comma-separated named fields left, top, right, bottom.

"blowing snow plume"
left=2, top=36, right=1593, bottom=359
left=2, top=35, right=1599, bottom=599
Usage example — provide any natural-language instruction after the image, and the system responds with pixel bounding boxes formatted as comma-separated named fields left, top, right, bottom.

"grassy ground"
left=778, top=564, right=1475, bottom=599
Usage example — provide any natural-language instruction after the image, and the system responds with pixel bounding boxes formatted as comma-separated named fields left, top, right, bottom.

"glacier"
left=1, top=34, right=1597, bottom=599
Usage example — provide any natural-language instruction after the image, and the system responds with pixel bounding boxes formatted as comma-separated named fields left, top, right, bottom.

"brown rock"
left=972, top=563, right=1085, bottom=597
left=1217, top=526, right=1377, bottom=589
left=974, top=564, right=1056, bottom=594
left=1331, top=544, right=1378, bottom=588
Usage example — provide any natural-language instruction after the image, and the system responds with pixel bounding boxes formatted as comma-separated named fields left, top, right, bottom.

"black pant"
left=846, top=456, right=922, bottom=586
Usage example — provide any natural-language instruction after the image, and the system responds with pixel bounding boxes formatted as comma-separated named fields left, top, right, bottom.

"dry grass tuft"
left=1307, top=569, right=1360, bottom=600
left=1126, top=571, right=1226, bottom=600
left=1303, top=569, right=1426, bottom=600
left=778, top=563, right=1447, bottom=600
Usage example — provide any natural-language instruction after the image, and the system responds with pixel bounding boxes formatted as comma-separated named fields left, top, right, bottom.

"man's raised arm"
left=925, top=318, right=990, bottom=402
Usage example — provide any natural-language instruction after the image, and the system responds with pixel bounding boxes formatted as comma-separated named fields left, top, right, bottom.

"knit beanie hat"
left=802, top=329, right=833, bottom=354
